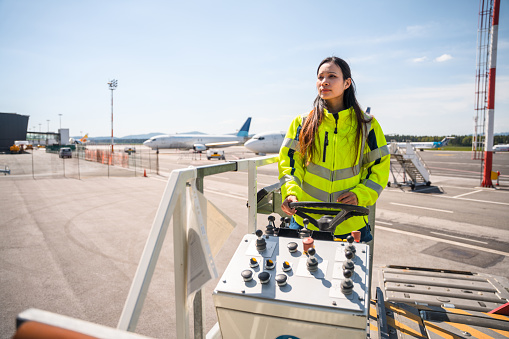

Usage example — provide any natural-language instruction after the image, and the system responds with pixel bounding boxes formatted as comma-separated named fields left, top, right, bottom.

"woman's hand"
left=336, top=191, right=358, bottom=205
left=281, top=195, right=298, bottom=215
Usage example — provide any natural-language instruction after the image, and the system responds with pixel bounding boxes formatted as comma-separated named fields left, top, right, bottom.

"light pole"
left=58, top=114, right=62, bottom=130
left=46, top=120, right=50, bottom=146
left=107, top=79, right=118, bottom=153
left=47, top=119, right=50, bottom=132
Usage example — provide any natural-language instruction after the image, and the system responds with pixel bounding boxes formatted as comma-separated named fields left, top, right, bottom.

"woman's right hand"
left=281, top=195, right=298, bottom=216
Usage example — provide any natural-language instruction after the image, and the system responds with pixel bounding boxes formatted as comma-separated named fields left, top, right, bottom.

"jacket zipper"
left=330, top=114, right=339, bottom=202
left=323, top=132, right=328, bottom=162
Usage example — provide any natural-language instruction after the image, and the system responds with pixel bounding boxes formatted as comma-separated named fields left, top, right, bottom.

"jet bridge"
left=388, top=141, right=431, bottom=190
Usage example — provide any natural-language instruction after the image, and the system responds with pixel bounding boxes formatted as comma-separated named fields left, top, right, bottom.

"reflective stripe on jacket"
left=278, top=107, right=390, bottom=235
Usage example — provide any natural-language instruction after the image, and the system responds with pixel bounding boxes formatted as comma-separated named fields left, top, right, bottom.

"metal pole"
left=111, top=89, right=114, bottom=154
left=481, top=0, right=500, bottom=187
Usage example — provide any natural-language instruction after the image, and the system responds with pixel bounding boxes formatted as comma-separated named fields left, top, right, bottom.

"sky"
left=1, top=0, right=508, bottom=138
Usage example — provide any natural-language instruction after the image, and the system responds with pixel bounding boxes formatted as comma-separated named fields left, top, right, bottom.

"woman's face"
left=316, top=62, right=351, bottom=111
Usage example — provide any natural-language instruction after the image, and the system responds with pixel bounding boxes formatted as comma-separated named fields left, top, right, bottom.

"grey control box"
left=213, top=233, right=370, bottom=338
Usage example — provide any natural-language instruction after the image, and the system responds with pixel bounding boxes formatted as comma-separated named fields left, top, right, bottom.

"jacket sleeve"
left=278, top=115, right=306, bottom=201
left=350, top=118, right=390, bottom=207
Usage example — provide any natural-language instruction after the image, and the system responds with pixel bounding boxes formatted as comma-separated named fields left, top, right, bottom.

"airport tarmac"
left=1, top=146, right=508, bottom=338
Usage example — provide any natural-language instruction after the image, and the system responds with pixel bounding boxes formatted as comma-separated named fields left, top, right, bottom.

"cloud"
left=412, top=56, right=427, bottom=63
left=435, top=54, right=453, bottom=62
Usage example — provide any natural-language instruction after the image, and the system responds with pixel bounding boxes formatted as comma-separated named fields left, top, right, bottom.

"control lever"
left=265, top=216, right=275, bottom=235
left=255, top=229, right=266, bottom=252
left=341, top=269, right=354, bottom=295
left=299, top=218, right=311, bottom=238
left=306, top=247, right=319, bottom=272
left=345, top=235, right=356, bottom=258
left=342, top=250, right=354, bottom=271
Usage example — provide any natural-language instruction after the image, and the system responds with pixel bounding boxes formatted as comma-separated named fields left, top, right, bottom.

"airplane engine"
left=193, top=144, right=207, bottom=152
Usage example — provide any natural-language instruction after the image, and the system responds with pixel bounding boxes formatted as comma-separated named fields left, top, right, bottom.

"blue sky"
left=1, top=0, right=508, bottom=138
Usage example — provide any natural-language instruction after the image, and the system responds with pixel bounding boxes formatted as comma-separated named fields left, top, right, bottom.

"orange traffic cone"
left=144, top=169, right=147, bottom=177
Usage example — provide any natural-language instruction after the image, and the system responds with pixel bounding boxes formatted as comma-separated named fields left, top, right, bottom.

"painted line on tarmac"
left=376, top=226, right=509, bottom=257
left=376, top=221, right=393, bottom=226
left=452, top=190, right=482, bottom=199
left=437, top=195, right=509, bottom=206
left=390, top=202, right=453, bottom=213
left=429, top=231, right=488, bottom=244
left=204, top=188, right=246, bottom=201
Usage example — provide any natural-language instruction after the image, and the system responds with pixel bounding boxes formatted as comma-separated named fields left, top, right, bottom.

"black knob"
left=285, top=217, right=290, bottom=225
left=308, top=248, right=316, bottom=256
left=255, top=229, right=263, bottom=237
left=275, top=274, right=288, bottom=286
left=266, top=259, right=275, bottom=270
left=343, top=269, right=353, bottom=279
left=282, top=261, right=291, bottom=271
left=249, top=257, right=259, bottom=268
left=268, top=215, right=275, bottom=222
left=303, top=218, right=309, bottom=227
left=241, top=269, right=253, bottom=282
left=346, top=235, right=354, bottom=244
left=287, top=242, right=298, bottom=253
left=258, top=272, right=270, bottom=284
left=345, top=250, right=354, bottom=260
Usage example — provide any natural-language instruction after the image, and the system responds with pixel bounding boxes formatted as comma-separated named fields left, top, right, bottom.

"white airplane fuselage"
left=244, top=131, right=285, bottom=154
left=143, top=134, right=246, bottom=151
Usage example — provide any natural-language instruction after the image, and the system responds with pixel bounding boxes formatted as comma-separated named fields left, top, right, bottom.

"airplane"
left=244, top=108, right=374, bottom=155
left=69, top=134, right=89, bottom=144
left=493, top=144, right=509, bottom=152
left=244, top=130, right=285, bottom=155
left=391, top=137, right=454, bottom=151
left=143, top=118, right=251, bottom=151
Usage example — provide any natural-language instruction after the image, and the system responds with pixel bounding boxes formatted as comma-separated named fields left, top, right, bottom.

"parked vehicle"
left=124, top=147, right=136, bottom=154
left=59, top=147, right=72, bottom=158
left=206, top=149, right=225, bottom=160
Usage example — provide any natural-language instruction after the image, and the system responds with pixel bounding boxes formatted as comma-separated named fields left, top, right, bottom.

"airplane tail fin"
left=236, top=118, right=252, bottom=137
left=80, top=134, right=88, bottom=143
left=440, top=136, right=454, bottom=147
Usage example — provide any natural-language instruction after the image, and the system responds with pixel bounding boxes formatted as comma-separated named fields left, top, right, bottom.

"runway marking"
left=376, top=226, right=509, bottom=257
left=428, top=166, right=479, bottom=174
left=390, top=202, right=453, bottom=213
left=429, top=231, right=488, bottom=244
left=376, top=221, right=393, bottom=226
left=204, top=188, right=246, bottom=201
left=438, top=195, right=509, bottom=206
left=452, top=190, right=482, bottom=199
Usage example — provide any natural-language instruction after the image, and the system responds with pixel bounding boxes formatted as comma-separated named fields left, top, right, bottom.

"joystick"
left=255, top=229, right=266, bottom=252
left=306, top=247, right=319, bottom=272
left=345, top=235, right=356, bottom=258
left=285, top=217, right=291, bottom=228
left=342, top=250, right=355, bottom=271
left=341, top=269, right=354, bottom=295
left=299, top=218, right=311, bottom=238
left=280, top=217, right=286, bottom=228
left=265, top=216, right=275, bottom=235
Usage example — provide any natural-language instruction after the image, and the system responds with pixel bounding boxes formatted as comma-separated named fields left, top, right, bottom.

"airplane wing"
left=204, top=141, right=242, bottom=148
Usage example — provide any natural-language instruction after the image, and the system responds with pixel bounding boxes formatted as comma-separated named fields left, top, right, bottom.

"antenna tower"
left=473, top=0, right=500, bottom=187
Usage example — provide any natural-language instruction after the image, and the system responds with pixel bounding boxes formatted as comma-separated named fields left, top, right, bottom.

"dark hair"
left=299, top=56, right=371, bottom=165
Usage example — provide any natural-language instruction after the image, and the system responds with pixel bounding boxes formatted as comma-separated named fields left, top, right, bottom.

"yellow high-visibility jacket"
left=278, top=107, right=390, bottom=235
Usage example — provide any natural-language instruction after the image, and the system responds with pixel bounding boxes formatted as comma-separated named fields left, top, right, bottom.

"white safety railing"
left=117, top=155, right=278, bottom=339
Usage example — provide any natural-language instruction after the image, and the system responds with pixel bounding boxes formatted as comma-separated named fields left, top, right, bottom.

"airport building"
left=0, top=112, right=29, bottom=152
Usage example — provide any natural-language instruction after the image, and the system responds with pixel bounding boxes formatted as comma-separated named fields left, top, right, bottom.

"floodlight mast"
left=108, top=79, right=118, bottom=153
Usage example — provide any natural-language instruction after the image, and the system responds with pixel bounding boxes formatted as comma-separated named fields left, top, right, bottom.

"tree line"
left=385, top=135, right=509, bottom=147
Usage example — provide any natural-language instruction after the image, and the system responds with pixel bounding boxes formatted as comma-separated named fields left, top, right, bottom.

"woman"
left=278, top=56, right=390, bottom=241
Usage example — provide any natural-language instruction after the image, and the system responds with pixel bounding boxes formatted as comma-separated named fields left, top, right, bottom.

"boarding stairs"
left=388, top=141, right=431, bottom=189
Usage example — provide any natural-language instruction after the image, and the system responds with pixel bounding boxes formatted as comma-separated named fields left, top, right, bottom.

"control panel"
left=213, top=224, right=370, bottom=338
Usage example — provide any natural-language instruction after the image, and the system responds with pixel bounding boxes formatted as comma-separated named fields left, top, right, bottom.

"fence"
left=0, top=145, right=161, bottom=180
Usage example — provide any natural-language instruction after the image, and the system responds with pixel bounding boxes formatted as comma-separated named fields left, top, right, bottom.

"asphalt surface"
left=1, top=147, right=508, bottom=339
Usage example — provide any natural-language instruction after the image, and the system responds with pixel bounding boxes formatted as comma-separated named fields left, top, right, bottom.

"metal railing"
left=117, top=155, right=278, bottom=338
